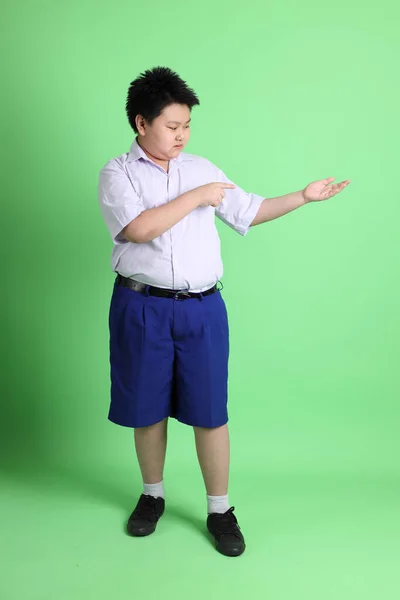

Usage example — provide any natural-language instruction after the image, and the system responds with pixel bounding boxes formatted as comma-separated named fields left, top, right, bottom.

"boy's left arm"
left=250, top=177, right=351, bottom=226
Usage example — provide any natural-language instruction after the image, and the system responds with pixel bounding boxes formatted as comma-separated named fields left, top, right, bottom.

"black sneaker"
left=207, top=506, right=246, bottom=556
left=127, top=494, right=165, bottom=537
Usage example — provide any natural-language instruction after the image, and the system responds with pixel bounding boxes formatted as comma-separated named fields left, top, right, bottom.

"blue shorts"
left=107, top=278, right=230, bottom=428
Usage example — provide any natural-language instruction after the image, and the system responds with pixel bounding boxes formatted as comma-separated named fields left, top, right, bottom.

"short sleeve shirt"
left=98, top=138, right=264, bottom=292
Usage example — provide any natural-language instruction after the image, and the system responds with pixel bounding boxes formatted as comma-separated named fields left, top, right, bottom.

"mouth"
left=174, top=144, right=183, bottom=149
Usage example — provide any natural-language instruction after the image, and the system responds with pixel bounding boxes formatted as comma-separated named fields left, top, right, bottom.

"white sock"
left=143, top=480, right=165, bottom=499
left=207, top=494, right=230, bottom=514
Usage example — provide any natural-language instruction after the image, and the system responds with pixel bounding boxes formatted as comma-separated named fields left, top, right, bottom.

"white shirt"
left=98, top=138, right=264, bottom=292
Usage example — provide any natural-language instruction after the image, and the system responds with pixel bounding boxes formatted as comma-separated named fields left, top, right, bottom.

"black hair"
left=125, top=66, right=200, bottom=133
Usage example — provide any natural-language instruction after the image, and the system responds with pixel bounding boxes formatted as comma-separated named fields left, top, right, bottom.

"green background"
left=2, top=0, right=400, bottom=598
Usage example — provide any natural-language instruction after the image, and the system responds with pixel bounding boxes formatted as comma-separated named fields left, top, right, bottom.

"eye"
left=168, top=127, right=178, bottom=131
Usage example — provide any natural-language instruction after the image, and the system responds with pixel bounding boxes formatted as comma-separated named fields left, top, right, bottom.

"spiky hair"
left=125, top=66, right=200, bottom=133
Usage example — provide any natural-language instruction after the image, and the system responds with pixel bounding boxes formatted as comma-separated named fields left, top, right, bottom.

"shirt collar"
left=127, top=137, right=193, bottom=165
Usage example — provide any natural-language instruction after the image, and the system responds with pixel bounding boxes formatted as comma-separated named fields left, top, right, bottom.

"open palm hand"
left=303, top=177, right=351, bottom=203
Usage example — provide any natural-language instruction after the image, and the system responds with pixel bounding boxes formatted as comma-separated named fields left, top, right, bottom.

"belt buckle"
left=135, top=283, right=147, bottom=294
left=174, top=290, right=191, bottom=300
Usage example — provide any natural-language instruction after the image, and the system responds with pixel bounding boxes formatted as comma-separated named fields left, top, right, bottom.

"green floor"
left=2, top=460, right=399, bottom=600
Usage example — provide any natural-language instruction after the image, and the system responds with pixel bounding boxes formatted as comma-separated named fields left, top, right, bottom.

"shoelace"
left=212, top=507, right=242, bottom=538
left=132, top=495, right=160, bottom=522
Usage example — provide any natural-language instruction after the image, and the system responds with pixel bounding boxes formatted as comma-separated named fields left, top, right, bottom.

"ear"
left=136, top=114, right=146, bottom=136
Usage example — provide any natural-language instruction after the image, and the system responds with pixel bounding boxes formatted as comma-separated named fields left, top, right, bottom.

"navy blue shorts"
left=107, top=278, right=230, bottom=428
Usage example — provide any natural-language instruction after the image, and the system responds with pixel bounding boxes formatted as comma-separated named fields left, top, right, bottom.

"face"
left=136, top=103, right=191, bottom=165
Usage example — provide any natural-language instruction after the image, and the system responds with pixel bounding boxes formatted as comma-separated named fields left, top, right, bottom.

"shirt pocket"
left=124, top=164, right=168, bottom=210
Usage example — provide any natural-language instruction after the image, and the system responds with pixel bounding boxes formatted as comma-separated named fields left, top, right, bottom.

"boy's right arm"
left=122, top=182, right=236, bottom=243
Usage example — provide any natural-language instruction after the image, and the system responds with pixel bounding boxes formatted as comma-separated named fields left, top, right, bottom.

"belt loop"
left=198, top=292, right=204, bottom=301
left=144, top=284, right=150, bottom=297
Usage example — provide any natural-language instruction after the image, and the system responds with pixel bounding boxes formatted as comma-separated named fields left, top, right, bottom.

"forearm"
left=123, top=192, right=199, bottom=243
left=250, top=190, right=306, bottom=226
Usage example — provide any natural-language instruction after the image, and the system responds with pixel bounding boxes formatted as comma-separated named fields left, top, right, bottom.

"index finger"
left=220, top=183, right=236, bottom=189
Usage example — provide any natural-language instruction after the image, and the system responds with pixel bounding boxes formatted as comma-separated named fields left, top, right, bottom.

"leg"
left=195, top=422, right=245, bottom=557
left=134, top=417, right=168, bottom=484
left=127, top=417, right=168, bottom=537
left=193, top=423, right=230, bottom=496
left=174, top=293, right=245, bottom=555
left=108, top=284, right=174, bottom=537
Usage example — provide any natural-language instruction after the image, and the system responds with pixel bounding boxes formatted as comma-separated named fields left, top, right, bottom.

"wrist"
left=300, top=189, right=309, bottom=205
left=186, top=188, right=201, bottom=208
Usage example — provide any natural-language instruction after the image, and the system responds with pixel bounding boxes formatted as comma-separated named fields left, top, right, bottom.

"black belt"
left=116, top=274, right=219, bottom=299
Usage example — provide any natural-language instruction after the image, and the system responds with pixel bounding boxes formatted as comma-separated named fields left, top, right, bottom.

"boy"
left=98, top=66, right=350, bottom=557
